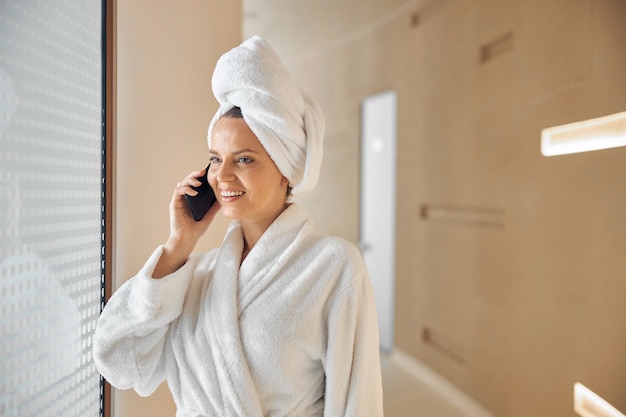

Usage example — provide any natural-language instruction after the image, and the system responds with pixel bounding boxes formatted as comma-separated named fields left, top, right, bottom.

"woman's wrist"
left=152, top=236, right=194, bottom=279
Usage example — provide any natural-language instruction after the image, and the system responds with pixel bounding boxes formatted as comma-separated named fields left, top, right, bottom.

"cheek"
left=250, top=174, right=283, bottom=199
left=207, top=172, right=218, bottom=190
left=264, top=171, right=287, bottom=189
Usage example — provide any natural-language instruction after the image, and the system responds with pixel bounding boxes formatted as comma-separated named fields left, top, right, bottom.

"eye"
left=209, top=156, right=221, bottom=164
left=236, top=156, right=253, bottom=164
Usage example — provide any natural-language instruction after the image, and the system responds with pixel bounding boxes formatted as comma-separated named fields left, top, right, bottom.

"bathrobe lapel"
left=204, top=204, right=311, bottom=417
left=237, top=204, right=310, bottom=313
left=206, top=222, right=264, bottom=417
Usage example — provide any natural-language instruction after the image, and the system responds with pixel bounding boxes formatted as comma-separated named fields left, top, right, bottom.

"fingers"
left=174, top=182, right=198, bottom=197
left=174, top=171, right=205, bottom=196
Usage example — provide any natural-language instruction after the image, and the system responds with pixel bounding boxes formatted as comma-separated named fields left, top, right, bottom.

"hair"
left=220, top=106, right=293, bottom=200
left=222, top=106, right=244, bottom=119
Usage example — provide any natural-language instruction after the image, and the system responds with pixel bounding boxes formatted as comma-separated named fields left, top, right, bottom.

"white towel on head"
left=207, top=35, right=325, bottom=194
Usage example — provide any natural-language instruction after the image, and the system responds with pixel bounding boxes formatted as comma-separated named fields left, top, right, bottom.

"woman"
left=94, top=36, right=383, bottom=417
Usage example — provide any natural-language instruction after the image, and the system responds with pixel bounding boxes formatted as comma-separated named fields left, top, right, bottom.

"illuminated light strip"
left=574, top=383, right=626, bottom=417
left=541, top=111, right=626, bottom=156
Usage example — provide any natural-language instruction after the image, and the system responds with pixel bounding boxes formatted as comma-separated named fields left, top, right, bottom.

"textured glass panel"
left=0, top=1, right=103, bottom=417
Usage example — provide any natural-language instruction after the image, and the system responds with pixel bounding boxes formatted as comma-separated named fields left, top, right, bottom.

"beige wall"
left=114, top=1, right=241, bottom=415
left=245, top=0, right=626, bottom=416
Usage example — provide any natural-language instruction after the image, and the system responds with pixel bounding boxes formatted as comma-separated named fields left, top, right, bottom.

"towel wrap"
left=207, top=36, right=325, bottom=194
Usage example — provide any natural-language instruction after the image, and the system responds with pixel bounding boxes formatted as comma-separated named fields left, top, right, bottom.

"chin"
left=219, top=208, right=242, bottom=220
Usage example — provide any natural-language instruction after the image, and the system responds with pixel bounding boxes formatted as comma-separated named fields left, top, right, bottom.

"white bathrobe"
left=94, top=204, right=383, bottom=417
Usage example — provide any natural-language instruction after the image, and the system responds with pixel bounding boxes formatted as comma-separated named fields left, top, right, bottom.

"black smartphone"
left=184, top=164, right=216, bottom=221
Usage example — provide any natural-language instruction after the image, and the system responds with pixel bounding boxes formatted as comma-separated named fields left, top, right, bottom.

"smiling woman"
left=93, top=36, right=383, bottom=417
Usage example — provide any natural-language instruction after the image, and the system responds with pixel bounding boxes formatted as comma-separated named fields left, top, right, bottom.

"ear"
left=281, top=176, right=289, bottom=186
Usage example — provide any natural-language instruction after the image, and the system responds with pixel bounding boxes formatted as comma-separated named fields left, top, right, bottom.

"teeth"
left=221, top=190, right=244, bottom=197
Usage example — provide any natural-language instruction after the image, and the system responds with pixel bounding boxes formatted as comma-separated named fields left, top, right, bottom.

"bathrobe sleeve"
left=93, top=245, right=198, bottom=396
left=322, top=260, right=384, bottom=417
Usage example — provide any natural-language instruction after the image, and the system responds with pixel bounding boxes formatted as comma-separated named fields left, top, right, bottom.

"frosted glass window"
left=0, top=1, right=104, bottom=417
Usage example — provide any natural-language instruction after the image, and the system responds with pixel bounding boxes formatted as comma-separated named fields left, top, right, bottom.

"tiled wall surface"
left=244, top=0, right=626, bottom=416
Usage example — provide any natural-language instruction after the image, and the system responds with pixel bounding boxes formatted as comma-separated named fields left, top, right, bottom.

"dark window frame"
left=100, top=0, right=114, bottom=416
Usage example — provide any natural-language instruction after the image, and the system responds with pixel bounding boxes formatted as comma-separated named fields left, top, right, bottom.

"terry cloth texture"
left=207, top=36, right=325, bottom=195
left=93, top=204, right=384, bottom=417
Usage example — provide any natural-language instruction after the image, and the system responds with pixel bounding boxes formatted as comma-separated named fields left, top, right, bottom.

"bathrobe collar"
left=205, top=203, right=311, bottom=417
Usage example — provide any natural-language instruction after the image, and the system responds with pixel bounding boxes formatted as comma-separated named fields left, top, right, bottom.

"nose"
left=212, top=161, right=236, bottom=183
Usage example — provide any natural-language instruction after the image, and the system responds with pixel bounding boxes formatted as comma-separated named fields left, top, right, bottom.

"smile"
left=221, top=190, right=245, bottom=197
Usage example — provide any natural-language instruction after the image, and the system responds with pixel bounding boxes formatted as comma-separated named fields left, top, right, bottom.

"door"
left=359, top=90, right=397, bottom=352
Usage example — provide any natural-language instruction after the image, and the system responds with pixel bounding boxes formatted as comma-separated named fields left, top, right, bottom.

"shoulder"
left=303, top=232, right=361, bottom=260
left=186, top=248, right=220, bottom=286
left=305, top=233, right=369, bottom=287
left=317, top=234, right=362, bottom=262
left=189, top=248, right=220, bottom=269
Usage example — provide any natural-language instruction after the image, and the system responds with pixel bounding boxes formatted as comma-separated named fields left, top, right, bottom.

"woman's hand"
left=152, top=168, right=221, bottom=278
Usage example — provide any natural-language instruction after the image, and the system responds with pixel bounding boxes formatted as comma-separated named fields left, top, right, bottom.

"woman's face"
left=208, top=117, right=289, bottom=227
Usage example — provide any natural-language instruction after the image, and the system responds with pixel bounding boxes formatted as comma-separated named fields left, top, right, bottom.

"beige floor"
left=381, top=352, right=478, bottom=417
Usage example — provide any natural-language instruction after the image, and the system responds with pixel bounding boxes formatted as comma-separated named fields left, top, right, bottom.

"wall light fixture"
left=541, top=111, right=626, bottom=156
left=574, top=383, right=625, bottom=417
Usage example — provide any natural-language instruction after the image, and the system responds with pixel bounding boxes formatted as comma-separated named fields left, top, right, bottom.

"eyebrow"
left=208, top=148, right=260, bottom=155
